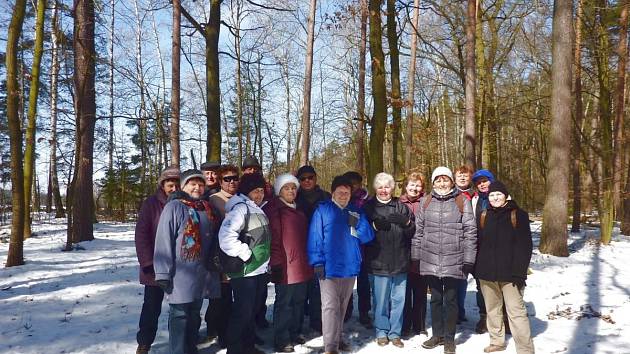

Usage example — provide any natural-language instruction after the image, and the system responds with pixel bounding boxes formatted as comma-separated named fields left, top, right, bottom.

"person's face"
left=220, top=172, right=239, bottom=195
left=455, top=172, right=471, bottom=189
left=332, top=185, right=352, bottom=208
left=182, top=178, right=205, bottom=199
left=243, top=167, right=259, bottom=175
left=489, top=191, right=507, bottom=208
left=375, top=183, right=392, bottom=201
left=203, top=170, right=217, bottom=186
left=475, top=177, right=491, bottom=193
left=279, top=183, right=298, bottom=204
left=433, top=176, right=454, bottom=196
left=405, top=180, right=423, bottom=198
left=350, top=181, right=362, bottom=193
left=299, top=173, right=317, bottom=191
left=162, top=179, right=179, bottom=196
left=248, top=187, right=265, bottom=206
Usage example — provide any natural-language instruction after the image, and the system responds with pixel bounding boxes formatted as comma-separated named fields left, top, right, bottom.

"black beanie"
left=330, top=175, right=352, bottom=193
left=238, top=172, right=266, bottom=196
left=488, top=180, right=509, bottom=197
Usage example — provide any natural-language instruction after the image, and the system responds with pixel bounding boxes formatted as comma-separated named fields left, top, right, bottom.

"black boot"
left=475, top=314, right=488, bottom=334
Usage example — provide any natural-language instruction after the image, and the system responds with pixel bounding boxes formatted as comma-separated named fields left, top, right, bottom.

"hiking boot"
left=484, top=344, right=507, bottom=353
left=275, top=343, right=295, bottom=353
left=391, top=338, right=404, bottom=348
left=401, top=329, right=414, bottom=339
left=339, top=341, right=352, bottom=352
left=376, top=337, right=389, bottom=346
left=476, top=315, right=488, bottom=334
left=293, top=334, right=306, bottom=344
left=421, top=336, right=444, bottom=349
left=444, top=341, right=456, bottom=354
left=136, top=344, right=150, bottom=354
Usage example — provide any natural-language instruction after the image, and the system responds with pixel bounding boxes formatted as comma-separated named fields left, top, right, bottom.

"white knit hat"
left=274, top=173, right=300, bottom=195
left=431, top=166, right=454, bottom=183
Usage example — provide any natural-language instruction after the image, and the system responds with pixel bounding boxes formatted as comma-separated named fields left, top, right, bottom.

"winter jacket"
left=474, top=200, right=532, bottom=282
left=307, top=200, right=375, bottom=278
left=457, top=186, right=475, bottom=201
left=209, top=189, right=233, bottom=219
left=218, top=193, right=271, bottom=279
left=472, top=192, right=489, bottom=219
left=411, top=189, right=477, bottom=280
left=153, top=192, right=217, bottom=304
left=363, top=198, right=415, bottom=276
left=350, top=188, right=370, bottom=209
left=296, top=186, right=331, bottom=221
left=135, top=188, right=168, bottom=286
left=263, top=197, right=314, bottom=284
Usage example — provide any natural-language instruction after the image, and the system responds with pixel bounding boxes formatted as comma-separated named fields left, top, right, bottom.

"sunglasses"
left=222, top=175, right=239, bottom=183
left=299, top=175, right=315, bottom=182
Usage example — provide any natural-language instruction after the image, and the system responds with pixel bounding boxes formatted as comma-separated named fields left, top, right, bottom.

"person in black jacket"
left=475, top=181, right=534, bottom=354
left=364, top=172, right=415, bottom=348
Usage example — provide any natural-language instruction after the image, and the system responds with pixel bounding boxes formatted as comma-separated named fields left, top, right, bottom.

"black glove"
left=462, top=263, right=474, bottom=276
left=156, top=279, right=173, bottom=294
left=373, top=218, right=391, bottom=231
left=387, top=212, right=409, bottom=226
left=348, top=213, right=359, bottom=228
left=511, top=277, right=526, bottom=290
left=142, top=265, right=155, bottom=275
left=270, top=265, right=283, bottom=283
left=314, top=266, right=326, bottom=280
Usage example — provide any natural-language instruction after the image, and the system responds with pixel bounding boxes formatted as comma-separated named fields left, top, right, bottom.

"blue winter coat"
left=307, top=200, right=374, bottom=278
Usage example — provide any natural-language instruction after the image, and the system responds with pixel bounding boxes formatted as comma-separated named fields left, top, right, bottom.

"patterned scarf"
left=179, top=199, right=216, bottom=262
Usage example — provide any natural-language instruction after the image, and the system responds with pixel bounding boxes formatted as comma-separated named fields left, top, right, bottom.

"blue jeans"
left=273, top=281, right=308, bottom=347
left=457, top=278, right=468, bottom=320
left=226, top=274, right=267, bottom=354
left=137, top=285, right=164, bottom=346
left=370, top=273, right=407, bottom=339
left=168, top=300, right=202, bottom=354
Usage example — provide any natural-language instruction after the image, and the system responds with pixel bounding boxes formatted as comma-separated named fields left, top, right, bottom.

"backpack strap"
left=480, top=210, right=487, bottom=229
left=454, top=194, right=464, bottom=214
left=423, top=195, right=433, bottom=211
left=510, top=209, right=517, bottom=229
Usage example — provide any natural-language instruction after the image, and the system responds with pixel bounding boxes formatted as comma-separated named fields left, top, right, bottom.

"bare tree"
left=49, top=0, right=65, bottom=218
left=299, top=0, right=317, bottom=166
left=368, top=0, right=387, bottom=184
left=571, top=0, right=584, bottom=233
left=540, top=0, right=572, bottom=256
left=613, top=0, right=629, bottom=213
left=464, top=0, right=476, bottom=169
left=387, top=0, right=403, bottom=179
left=171, top=0, right=182, bottom=166
left=357, top=0, right=368, bottom=175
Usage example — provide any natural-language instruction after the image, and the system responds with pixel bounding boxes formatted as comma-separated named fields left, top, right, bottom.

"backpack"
left=423, top=193, right=465, bottom=214
left=479, top=209, right=517, bottom=229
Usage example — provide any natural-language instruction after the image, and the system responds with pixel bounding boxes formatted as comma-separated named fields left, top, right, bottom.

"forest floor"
left=1, top=218, right=629, bottom=354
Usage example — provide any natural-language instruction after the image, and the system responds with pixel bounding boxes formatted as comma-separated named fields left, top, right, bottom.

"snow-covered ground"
left=1, top=219, right=629, bottom=354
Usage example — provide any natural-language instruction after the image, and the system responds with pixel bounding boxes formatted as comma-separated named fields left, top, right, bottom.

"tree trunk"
left=170, top=0, right=181, bottom=166
left=475, top=4, right=485, bottom=168
left=464, top=0, right=477, bottom=169
left=108, top=0, right=115, bottom=172
left=368, top=0, right=387, bottom=185
left=69, top=0, right=97, bottom=245
left=299, top=0, right=317, bottom=166
left=387, top=0, right=403, bottom=179
left=571, top=0, right=583, bottom=233
left=622, top=162, right=630, bottom=234
left=404, top=0, right=419, bottom=172
left=357, top=0, right=368, bottom=175
left=22, top=0, right=47, bottom=239
left=613, top=1, right=629, bottom=214
left=50, top=0, right=65, bottom=218
left=5, top=0, right=27, bottom=267
left=540, top=0, right=571, bottom=256
left=206, top=0, right=221, bottom=163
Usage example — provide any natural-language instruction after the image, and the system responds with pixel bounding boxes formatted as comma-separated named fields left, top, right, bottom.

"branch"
left=244, top=0, right=293, bottom=12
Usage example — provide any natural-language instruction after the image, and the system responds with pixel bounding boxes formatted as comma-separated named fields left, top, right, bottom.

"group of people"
left=134, top=157, right=535, bottom=354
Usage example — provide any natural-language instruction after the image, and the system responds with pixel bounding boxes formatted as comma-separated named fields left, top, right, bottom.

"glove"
left=462, top=263, right=474, bottom=276
left=314, top=266, right=326, bottom=280
left=270, top=265, right=283, bottom=283
left=156, top=280, right=173, bottom=294
left=142, top=265, right=155, bottom=275
left=373, top=218, right=391, bottom=231
left=511, top=277, right=526, bottom=290
left=348, top=213, right=359, bottom=228
left=387, top=212, right=409, bottom=226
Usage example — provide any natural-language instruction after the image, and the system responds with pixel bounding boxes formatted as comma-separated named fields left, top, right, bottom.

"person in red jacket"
left=134, top=166, right=180, bottom=354
left=264, top=173, right=314, bottom=353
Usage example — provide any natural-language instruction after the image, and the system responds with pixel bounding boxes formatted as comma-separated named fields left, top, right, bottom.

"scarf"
left=179, top=198, right=216, bottom=262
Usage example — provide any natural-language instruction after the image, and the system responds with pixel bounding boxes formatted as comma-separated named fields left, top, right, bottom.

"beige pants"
left=479, top=280, right=535, bottom=354
left=320, top=277, right=355, bottom=352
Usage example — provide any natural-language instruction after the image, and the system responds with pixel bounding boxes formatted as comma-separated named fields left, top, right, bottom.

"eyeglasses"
left=222, top=175, right=239, bottom=183
left=299, top=175, right=315, bottom=182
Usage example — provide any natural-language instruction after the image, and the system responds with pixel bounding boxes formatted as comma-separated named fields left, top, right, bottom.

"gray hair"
left=373, top=172, right=395, bottom=189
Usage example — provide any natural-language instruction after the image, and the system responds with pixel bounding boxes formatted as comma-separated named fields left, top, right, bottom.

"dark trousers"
left=226, top=274, right=267, bottom=354
left=475, top=277, right=487, bottom=315
left=204, top=282, right=232, bottom=343
left=345, top=262, right=371, bottom=320
left=305, top=277, right=322, bottom=330
left=137, top=285, right=165, bottom=346
left=273, top=281, right=308, bottom=347
left=457, top=278, right=468, bottom=320
left=402, top=272, right=427, bottom=333
left=427, top=276, right=459, bottom=341
left=255, top=273, right=270, bottom=326
left=168, top=300, right=202, bottom=354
